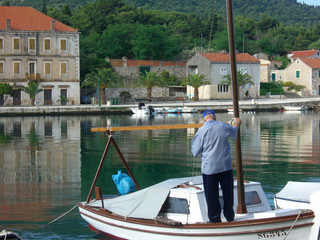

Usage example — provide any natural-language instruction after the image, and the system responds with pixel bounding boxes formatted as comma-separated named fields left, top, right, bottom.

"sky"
left=297, top=0, right=320, bottom=6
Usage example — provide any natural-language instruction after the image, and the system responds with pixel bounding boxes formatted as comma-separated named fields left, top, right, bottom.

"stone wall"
left=106, top=87, right=168, bottom=100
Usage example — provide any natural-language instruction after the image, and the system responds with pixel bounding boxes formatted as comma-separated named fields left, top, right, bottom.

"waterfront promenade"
left=0, top=97, right=320, bottom=116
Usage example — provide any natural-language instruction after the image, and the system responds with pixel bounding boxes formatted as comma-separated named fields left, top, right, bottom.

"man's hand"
left=233, top=118, right=242, bottom=128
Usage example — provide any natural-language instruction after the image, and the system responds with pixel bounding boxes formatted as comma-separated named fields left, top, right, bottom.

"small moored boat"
left=283, top=106, right=307, bottom=111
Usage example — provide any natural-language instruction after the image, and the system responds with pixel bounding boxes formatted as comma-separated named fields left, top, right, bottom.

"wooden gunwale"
left=79, top=203, right=314, bottom=229
left=79, top=205, right=314, bottom=237
left=91, top=123, right=203, bottom=132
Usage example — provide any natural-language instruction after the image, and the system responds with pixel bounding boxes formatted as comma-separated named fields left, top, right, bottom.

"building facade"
left=0, top=6, right=80, bottom=106
left=187, top=53, right=260, bottom=99
left=284, top=58, right=320, bottom=97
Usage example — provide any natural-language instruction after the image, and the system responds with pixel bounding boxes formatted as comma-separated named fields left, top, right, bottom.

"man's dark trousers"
left=202, top=170, right=234, bottom=223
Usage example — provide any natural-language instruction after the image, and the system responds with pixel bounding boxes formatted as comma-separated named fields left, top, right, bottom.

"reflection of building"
left=0, top=6, right=80, bottom=106
left=0, top=116, right=81, bottom=223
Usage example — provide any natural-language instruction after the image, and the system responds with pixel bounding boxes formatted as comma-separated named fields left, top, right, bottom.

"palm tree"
left=135, top=71, right=162, bottom=100
left=21, top=81, right=42, bottom=106
left=181, top=73, right=210, bottom=101
left=219, top=70, right=254, bottom=88
left=82, top=68, right=119, bottom=105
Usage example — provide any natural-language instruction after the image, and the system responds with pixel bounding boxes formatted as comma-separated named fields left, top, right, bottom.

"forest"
left=2, top=0, right=320, bottom=79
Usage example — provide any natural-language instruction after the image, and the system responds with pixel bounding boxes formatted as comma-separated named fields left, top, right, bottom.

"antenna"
left=208, top=0, right=217, bottom=51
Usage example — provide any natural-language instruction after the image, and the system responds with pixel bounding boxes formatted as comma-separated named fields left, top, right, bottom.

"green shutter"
left=296, top=71, right=300, bottom=78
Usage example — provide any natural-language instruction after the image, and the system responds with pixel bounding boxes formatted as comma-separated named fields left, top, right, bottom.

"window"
left=28, top=38, right=36, bottom=53
left=296, top=71, right=300, bottom=78
left=245, top=191, right=262, bottom=206
left=240, top=67, right=247, bottom=74
left=60, top=38, right=67, bottom=52
left=60, top=62, right=67, bottom=76
left=44, top=61, right=51, bottom=76
left=220, top=67, right=227, bottom=75
left=218, top=84, right=229, bottom=92
left=318, top=71, right=320, bottom=78
left=13, top=61, right=21, bottom=76
left=0, top=38, right=3, bottom=52
left=13, top=37, right=20, bottom=52
left=271, top=73, right=276, bottom=82
left=28, top=61, right=36, bottom=78
left=159, top=197, right=189, bottom=214
left=44, top=38, right=51, bottom=52
left=0, top=61, right=3, bottom=75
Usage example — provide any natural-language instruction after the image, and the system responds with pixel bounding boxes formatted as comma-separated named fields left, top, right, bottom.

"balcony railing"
left=25, top=73, right=41, bottom=80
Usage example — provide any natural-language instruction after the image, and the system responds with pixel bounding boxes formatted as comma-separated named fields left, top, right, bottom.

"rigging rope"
left=282, top=210, right=303, bottom=240
left=186, top=154, right=200, bottom=224
left=42, top=204, right=78, bottom=227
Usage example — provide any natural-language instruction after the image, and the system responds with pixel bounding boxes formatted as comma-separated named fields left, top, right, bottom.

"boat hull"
left=79, top=204, right=314, bottom=240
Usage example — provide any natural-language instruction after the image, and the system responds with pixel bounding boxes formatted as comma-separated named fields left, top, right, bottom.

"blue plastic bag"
left=112, top=170, right=136, bottom=195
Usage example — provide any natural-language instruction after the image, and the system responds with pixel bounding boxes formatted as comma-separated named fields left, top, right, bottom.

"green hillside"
left=4, top=0, right=320, bottom=27
left=122, top=0, right=320, bottom=27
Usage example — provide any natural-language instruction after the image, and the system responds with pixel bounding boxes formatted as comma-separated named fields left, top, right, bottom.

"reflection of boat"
left=227, top=108, right=242, bottom=113
left=274, top=181, right=320, bottom=209
left=164, top=107, right=198, bottom=114
left=283, top=106, right=307, bottom=111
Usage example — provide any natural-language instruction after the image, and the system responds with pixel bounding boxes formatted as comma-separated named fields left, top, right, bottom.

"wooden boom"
left=91, top=123, right=203, bottom=132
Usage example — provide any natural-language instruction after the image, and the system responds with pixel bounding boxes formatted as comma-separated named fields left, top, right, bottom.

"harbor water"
left=0, top=111, right=319, bottom=239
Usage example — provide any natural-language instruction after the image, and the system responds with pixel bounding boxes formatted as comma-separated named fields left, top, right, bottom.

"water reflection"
left=0, top=111, right=319, bottom=239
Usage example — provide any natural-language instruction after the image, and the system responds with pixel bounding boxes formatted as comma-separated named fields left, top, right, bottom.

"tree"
left=81, top=68, right=120, bottom=105
left=219, top=70, right=254, bottom=88
left=181, top=73, right=210, bottom=101
left=99, top=24, right=135, bottom=59
left=0, top=83, right=13, bottom=105
left=159, top=70, right=181, bottom=86
left=21, top=82, right=42, bottom=106
left=135, top=71, right=162, bottom=100
left=0, top=83, right=13, bottom=96
left=41, top=0, right=47, bottom=14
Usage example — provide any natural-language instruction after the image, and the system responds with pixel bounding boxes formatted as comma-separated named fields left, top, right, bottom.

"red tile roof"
left=300, top=58, right=320, bottom=69
left=200, top=53, right=260, bottom=62
left=0, top=6, right=77, bottom=32
left=110, top=59, right=186, bottom=67
left=290, top=50, right=319, bottom=58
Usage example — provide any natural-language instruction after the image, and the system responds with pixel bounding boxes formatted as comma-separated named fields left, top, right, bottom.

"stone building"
left=187, top=53, right=260, bottom=99
left=287, top=50, right=320, bottom=62
left=108, top=57, right=187, bottom=82
left=284, top=58, right=320, bottom=97
left=0, top=6, right=80, bottom=106
left=107, top=57, right=187, bottom=101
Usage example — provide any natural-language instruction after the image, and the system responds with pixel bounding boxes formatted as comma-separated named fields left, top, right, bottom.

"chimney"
left=122, top=56, right=128, bottom=67
left=6, top=19, right=11, bottom=30
left=51, top=20, right=56, bottom=31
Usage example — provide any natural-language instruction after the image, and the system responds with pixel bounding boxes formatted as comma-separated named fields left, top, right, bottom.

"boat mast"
left=226, top=0, right=247, bottom=214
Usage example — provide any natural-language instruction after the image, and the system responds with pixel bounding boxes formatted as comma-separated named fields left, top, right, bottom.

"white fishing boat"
left=274, top=181, right=320, bottom=210
left=78, top=123, right=318, bottom=240
left=130, top=103, right=164, bottom=116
